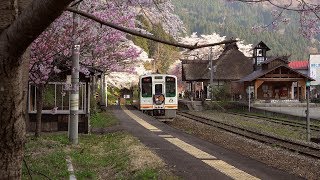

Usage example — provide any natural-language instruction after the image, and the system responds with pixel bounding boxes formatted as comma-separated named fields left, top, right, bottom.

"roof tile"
left=288, top=60, right=308, bottom=70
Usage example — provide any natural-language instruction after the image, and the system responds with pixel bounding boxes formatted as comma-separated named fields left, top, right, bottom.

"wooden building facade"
left=239, top=42, right=314, bottom=102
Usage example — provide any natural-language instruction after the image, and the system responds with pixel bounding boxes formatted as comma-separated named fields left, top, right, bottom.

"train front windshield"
left=166, top=76, right=176, bottom=97
left=141, top=77, right=152, bottom=97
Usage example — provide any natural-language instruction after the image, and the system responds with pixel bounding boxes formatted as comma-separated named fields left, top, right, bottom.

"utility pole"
left=69, top=44, right=80, bottom=144
left=209, top=47, right=213, bottom=100
left=248, top=85, right=251, bottom=112
left=306, top=85, right=310, bottom=141
left=69, top=4, right=80, bottom=145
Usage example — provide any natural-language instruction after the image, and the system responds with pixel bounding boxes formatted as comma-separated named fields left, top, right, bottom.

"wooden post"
left=254, top=80, right=264, bottom=100
left=248, top=85, right=251, bottom=112
left=299, top=80, right=306, bottom=100
left=254, top=81, right=258, bottom=100
left=303, top=81, right=306, bottom=100
left=291, top=82, right=294, bottom=99
left=297, top=81, right=300, bottom=101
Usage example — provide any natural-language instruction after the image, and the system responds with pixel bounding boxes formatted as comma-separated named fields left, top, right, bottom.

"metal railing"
left=28, top=82, right=87, bottom=114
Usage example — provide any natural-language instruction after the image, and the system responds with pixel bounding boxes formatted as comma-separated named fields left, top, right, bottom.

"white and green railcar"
left=133, top=74, right=178, bottom=120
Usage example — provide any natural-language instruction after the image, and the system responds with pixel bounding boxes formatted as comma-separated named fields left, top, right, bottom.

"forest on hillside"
left=172, top=0, right=320, bottom=60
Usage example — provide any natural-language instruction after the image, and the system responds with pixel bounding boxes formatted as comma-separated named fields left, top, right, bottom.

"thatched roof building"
left=181, top=42, right=253, bottom=82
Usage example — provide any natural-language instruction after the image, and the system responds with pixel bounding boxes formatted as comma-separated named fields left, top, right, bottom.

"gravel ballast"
left=168, top=112, right=320, bottom=179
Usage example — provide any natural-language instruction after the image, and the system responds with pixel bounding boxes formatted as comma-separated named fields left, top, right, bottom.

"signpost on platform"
left=306, top=81, right=311, bottom=142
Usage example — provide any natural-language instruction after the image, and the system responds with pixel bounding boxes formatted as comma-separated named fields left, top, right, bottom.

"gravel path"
left=168, top=111, right=320, bottom=179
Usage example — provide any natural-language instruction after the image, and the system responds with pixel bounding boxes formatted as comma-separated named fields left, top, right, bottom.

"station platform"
left=253, top=106, right=320, bottom=120
left=112, top=105, right=303, bottom=179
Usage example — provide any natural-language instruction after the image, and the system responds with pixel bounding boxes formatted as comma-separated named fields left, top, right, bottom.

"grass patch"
left=23, top=132, right=175, bottom=180
left=133, top=168, right=158, bottom=179
left=23, top=109, right=176, bottom=179
left=70, top=133, right=130, bottom=179
left=22, top=134, right=69, bottom=179
left=90, top=110, right=119, bottom=128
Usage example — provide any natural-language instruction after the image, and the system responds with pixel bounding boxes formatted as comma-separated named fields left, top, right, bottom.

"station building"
left=181, top=41, right=314, bottom=103
left=181, top=42, right=253, bottom=100
left=239, top=41, right=314, bottom=102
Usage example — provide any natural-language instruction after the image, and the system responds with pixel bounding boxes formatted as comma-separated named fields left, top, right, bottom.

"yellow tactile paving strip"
left=164, top=137, right=216, bottom=159
left=121, top=106, right=260, bottom=180
left=203, top=160, right=259, bottom=180
left=158, top=134, right=174, bottom=138
left=122, top=106, right=162, bottom=132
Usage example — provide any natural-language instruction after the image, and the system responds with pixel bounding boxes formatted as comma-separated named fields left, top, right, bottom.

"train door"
left=153, top=82, right=165, bottom=116
left=140, top=76, right=153, bottom=110
left=154, top=83, right=165, bottom=106
left=155, top=83, right=163, bottom=95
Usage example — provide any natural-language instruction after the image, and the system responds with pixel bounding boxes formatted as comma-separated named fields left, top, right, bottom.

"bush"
left=209, top=85, right=231, bottom=101
left=311, top=98, right=320, bottom=103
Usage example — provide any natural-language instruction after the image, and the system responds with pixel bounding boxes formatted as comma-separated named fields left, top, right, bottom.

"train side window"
left=155, top=84, right=163, bottom=94
left=141, top=77, right=152, bottom=97
left=166, top=76, right=176, bottom=97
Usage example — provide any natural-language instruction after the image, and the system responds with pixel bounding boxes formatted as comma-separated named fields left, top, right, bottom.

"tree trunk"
left=0, top=1, right=29, bottom=178
left=0, top=0, right=73, bottom=178
left=100, top=73, right=106, bottom=108
left=22, top=48, right=30, bottom=133
left=35, top=84, right=44, bottom=137
left=91, top=75, right=97, bottom=113
left=0, top=61, right=26, bottom=179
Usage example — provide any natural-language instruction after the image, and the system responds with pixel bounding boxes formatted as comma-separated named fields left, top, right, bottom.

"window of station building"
left=155, top=84, right=163, bottom=94
left=165, top=76, right=176, bottom=97
left=141, top=77, right=152, bottom=97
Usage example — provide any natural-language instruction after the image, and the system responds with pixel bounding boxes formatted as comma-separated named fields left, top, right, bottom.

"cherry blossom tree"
left=0, top=0, right=236, bottom=177
left=179, top=32, right=252, bottom=60
left=30, top=0, right=188, bottom=88
left=0, top=1, right=76, bottom=178
left=29, top=0, right=144, bottom=136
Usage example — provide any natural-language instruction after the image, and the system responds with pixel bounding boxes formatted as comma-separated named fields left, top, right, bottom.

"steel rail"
left=226, top=111, right=320, bottom=132
left=177, top=112, right=320, bottom=159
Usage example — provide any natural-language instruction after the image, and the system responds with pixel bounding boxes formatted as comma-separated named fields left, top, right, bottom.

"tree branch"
left=66, top=7, right=237, bottom=50
left=235, top=0, right=320, bottom=12
left=0, top=0, right=73, bottom=66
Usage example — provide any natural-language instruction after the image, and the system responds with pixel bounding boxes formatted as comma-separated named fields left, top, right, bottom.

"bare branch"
left=66, top=7, right=237, bottom=50
left=235, top=0, right=320, bottom=12
left=70, top=0, right=85, bottom=7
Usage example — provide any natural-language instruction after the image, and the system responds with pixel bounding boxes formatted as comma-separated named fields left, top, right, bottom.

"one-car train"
left=133, top=74, right=178, bottom=120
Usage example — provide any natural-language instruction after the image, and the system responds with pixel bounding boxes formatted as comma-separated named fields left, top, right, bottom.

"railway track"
left=226, top=111, right=320, bottom=132
left=177, top=112, right=320, bottom=159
